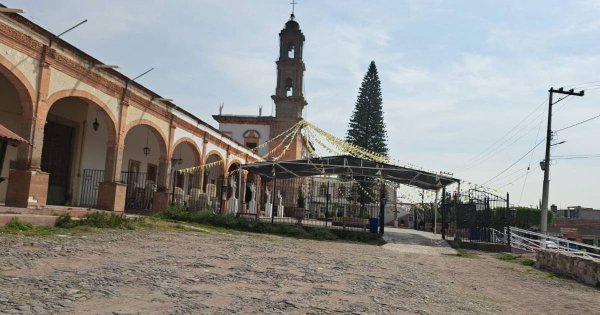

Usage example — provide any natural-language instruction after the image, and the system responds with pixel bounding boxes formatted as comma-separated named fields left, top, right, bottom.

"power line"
left=496, top=172, right=529, bottom=190
left=518, top=111, right=545, bottom=205
left=483, top=138, right=546, bottom=185
left=486, top=164, right=530, bottom=186
left=490, top=167, right=531, bottom=189
left=556, top=113, right=600, bottom=132
left=553, top=156, right=600, bottom=160
left=458, top=97, right=547, bottom=170
left=460, top=102, right=547, bottom=172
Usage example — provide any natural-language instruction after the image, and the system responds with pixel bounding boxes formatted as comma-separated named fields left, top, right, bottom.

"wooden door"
left=41, top=121, right=74, bottom=205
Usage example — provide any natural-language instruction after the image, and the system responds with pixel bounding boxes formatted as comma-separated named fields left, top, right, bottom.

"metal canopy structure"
left=241, top=155, right=459, bottom=191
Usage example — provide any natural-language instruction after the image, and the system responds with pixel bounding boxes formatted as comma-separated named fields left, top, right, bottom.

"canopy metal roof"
left=241, top=155, right=459, bottom=191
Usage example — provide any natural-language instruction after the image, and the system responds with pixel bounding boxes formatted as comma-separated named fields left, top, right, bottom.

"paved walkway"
left=382, top=227, right=457, bottom=255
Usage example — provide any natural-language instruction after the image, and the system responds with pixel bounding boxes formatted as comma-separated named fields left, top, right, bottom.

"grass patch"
left=57, top=212, right=147, bottom=230
left=448, top=249, right=479, bottom=258
left=0, top=212, right=149, bottom=237
left=158, top=206, right=385, bottom=245
left=495, top=252, right=537, bottom=267
left=520, top=258, right=535, bottom=266
left=443, top=249, right=479, bottom=258
left=5, top=218, right=33, bottom=231
left=496, top=253, right=518, bottom=261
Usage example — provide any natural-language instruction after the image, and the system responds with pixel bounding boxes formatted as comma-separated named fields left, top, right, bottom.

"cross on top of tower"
left=290, top=0, right=297, bottom=19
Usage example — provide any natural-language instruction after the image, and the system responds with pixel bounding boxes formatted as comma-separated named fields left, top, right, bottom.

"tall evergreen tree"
left=346, top=61, right=388, bottom=156
left=345, top=61, right=388, bottom=216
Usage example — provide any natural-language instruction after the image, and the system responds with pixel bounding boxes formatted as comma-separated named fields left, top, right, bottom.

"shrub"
left=55, top=214, right=76, bottom=228
left=275, top=224, right=307, bottom=237
left=159, top=206, right=386, bottom=245
left=307, top=228, right=337, bottom=240
left=6, top=218, right=33, bottom=231
left=79, top=212, right=134, bottom=229
left=159, top=205, right=191, bottom=221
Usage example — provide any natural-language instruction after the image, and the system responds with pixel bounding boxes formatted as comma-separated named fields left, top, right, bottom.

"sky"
left=6, top=0, right=600, bottom=208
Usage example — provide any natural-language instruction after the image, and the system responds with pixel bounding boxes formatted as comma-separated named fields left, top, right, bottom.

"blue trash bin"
left=369, top=218, right=379, bottom=233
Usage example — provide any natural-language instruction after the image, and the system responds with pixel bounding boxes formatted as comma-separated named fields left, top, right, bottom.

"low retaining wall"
left=536, top=249, right=600, bottom=287
left=448, top=240, right=509, bottom=252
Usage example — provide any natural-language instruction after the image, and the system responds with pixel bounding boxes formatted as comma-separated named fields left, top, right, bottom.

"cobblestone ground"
left=0, top=228, right=598, bottom=314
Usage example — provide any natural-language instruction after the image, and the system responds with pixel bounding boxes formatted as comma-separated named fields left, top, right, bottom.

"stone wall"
left=536, top=249, right=600, bottom=287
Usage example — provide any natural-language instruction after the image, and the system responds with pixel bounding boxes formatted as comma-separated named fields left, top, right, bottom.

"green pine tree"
left=346, top=60, right=388, bottom=156
left=346, top=61, right=388, bottom=217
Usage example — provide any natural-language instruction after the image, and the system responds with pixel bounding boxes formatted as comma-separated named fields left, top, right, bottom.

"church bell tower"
left=269, top=13, right=307, bottom=160
left=272, top=14, right=307, bottom=118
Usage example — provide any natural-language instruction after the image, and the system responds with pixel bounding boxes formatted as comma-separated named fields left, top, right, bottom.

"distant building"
left=550, top=206, right=600, bottom=246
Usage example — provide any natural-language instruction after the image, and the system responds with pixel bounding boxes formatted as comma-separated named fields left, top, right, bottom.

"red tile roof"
left=0, top=123, right=29, bottom=145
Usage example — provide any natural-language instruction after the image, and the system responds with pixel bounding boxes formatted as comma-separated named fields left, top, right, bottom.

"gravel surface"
left=0, top=228, right=598, bottom=314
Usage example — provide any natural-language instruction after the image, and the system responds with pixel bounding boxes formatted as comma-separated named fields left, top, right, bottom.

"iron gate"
left=442, top=189, right=511, bottom=244
left=79, top=169, right=104, bottom=207
left=121, top=171, right=156, bottom=210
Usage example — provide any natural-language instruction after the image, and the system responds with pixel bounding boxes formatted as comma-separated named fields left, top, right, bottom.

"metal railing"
left=79, top=169, right=104, bottom=207
left=509, top=226, right=600, bottom=260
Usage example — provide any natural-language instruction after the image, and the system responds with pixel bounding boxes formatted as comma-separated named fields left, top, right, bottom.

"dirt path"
left=0, top=228, right=597, bottom=314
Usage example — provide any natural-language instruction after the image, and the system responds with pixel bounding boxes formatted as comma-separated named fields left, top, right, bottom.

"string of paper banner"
left=176, top=119, right=498, bottom=196
left=176, top=120, right=306, bottom=175
left=302, top=120, right=500, bottom=195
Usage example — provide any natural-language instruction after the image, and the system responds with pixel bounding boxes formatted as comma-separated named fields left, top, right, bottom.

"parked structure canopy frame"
left=240, top=155, right=459, bottom=190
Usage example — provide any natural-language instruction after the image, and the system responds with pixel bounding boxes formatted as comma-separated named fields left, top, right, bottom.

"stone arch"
left=0, top=53, right=38, bottom=205
left=227, top=159, right=242, bottom=173
left=44, top=89, right=118, bottom=143
left=205, top=150, right=226, bottom=173
left=39, top=90, right=121, bottom=205
left=285, top=78, right=294, bottom=96
left=123, top=119, right=168, bottom=159
left=172, top=137, right=201, bottom=166
left=0, top=54, right=37, bottom=171
left=0, top=54, right=35, bottom=121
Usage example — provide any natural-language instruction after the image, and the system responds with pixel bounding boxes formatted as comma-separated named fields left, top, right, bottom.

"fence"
left=121, top=171, right=156, bottom=210
left=79, top=169, right=104, bottom=207
left=170, top=166, right=225, bottom=214
left=440, top=189, right=511, bottom=245
left=170, top=171, right=389, bottom=233
left=509, top=226, right=600, bottom=259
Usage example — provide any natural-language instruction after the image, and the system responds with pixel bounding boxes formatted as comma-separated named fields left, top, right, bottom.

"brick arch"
left=123, top=119, right=169, bottom=159
left=0, top=54, right=35, bottom=121
left=172, top=137, right=201, bottom=165
left=45, top=89, right=118, bottom=143
left=227, top=159, right=242, bottom=172
left=205, top=150, right=226, bottom=173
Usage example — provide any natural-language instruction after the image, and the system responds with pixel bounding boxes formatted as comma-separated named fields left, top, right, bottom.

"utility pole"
left=540, top=87, right=584, bottom=233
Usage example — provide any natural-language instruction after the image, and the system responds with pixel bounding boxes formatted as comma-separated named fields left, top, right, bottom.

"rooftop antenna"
left=219, top=102, right=224, bottom=115
left=259, top=105, right=263, bottom=117
left=290, top=0, right=297, bottom=19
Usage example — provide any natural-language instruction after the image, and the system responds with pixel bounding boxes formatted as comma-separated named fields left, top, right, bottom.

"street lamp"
left=143, top=130, right=151, bottom=156
left=92, top=110, right=100, bottom=131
